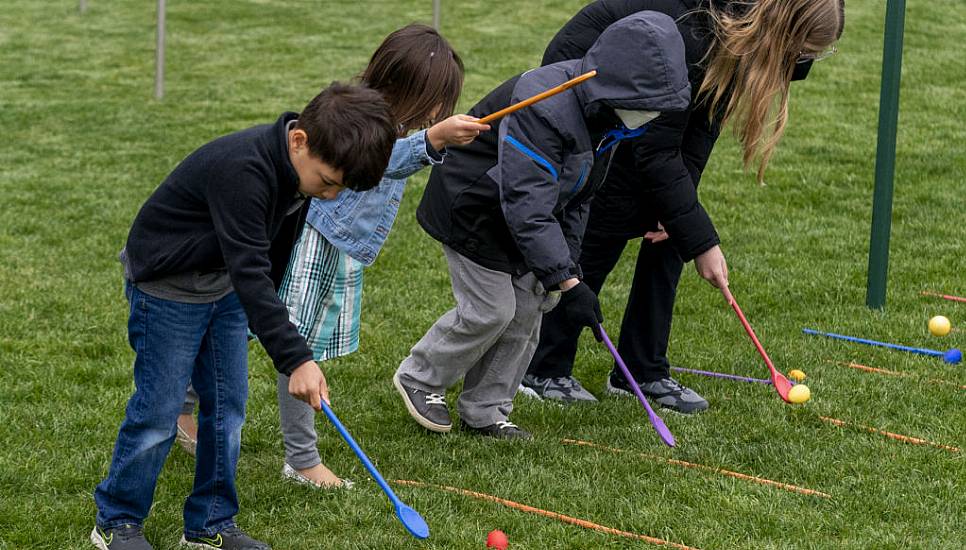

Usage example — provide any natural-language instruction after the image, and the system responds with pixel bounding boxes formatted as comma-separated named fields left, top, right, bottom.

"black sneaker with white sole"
left=606, top=374, right=709, bottom=414
left=520, top=374, right=598, bottom=403
left=90, top=525, right=153, bottom=550
left=181, top=526, right=270, bottom=549
left=393, top=371, right=452, bottom=432
left=460, top=419, right=532, bottom=440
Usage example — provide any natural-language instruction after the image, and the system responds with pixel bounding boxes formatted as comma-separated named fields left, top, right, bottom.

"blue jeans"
left=95, top=283, right=249, bottom=537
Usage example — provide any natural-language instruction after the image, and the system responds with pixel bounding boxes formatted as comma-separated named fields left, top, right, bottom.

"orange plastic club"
left=476, top=70, right=597, bottom=125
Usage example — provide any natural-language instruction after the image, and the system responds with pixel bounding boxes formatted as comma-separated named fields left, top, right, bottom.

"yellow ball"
left=788, top=384, right=811, bottom=404
left=788, top=369, right=806, bottom=382
left=928, top=315, right=951, bottom=337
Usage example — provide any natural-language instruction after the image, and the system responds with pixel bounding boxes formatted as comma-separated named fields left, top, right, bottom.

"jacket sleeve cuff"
left=664, top=205, right=720, bottom=261
left=276, top=350, right=315, bottom=377
left=540, top=268, right=575, bottom=291
left=415, top=129, right=446, bottom=165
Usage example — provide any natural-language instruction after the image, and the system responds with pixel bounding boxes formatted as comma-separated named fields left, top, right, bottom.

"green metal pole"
left=866, top=0, right=906, bottom=309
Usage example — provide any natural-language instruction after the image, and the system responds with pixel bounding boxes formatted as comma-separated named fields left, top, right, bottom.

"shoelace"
left=425, top=393, right=446, bottom=406
left=662, top=378, right=685, bottom=392
left=495, top=421, right=518, bottom=430
left=552, top=377, right=579, bottom=389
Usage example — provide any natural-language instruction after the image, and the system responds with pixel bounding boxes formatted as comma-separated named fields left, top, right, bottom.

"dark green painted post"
left=866, top=0, right=906, bottom=309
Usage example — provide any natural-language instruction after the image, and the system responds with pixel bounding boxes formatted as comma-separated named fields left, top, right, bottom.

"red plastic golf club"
left=729, top=298, right=794, bottom=403
left=598, top=324, right=676, bottom=447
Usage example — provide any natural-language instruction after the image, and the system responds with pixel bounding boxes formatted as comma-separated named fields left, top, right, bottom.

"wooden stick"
left=829, top=360, right=965, bottom=390
left=920, top=290, right=966, bottom=304
left=819, top=416, right=960, bottom=452
left=477, top=70, right=597, bottom=125
left=561, top=439, right=831, bottom=498
left=393, top=479, right=699, bottom=550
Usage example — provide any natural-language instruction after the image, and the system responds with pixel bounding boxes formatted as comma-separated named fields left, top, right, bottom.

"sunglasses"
left=797, top=45, right=838, bottom=63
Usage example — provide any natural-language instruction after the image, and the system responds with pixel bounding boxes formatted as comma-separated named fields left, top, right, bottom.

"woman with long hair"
left=521, top=0, right=845, bottom=411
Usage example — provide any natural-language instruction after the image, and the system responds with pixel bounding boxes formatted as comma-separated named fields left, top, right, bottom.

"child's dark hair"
left=296, top=83, right=396, bottom=192
left=361, top=24, right=465, bottom=134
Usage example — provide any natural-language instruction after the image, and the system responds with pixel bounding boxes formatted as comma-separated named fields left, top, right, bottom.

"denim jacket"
left=306, top=129, right=444, bottom=265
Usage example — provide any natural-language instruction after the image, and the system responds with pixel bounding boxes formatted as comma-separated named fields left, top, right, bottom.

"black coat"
left=543, top=0, right=729, bottom=260
left=125, top=113, right=312, bottom=375
left=417, top=12, right=691, bottom=289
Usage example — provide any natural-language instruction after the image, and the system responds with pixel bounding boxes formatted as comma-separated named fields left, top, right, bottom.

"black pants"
left=529, top=138, right=691, bottom=382
left=527, top=206, right=684, bottom=384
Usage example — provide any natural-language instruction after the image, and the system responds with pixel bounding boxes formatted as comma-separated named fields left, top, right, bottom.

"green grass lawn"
left=1, top=1, right=964, bottom=548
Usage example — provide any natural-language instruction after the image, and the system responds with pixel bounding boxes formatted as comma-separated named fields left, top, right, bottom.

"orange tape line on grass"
left=393, top=479, right=699, bottom=550
left=819, top=416, right=960, bottom=452
left=832, top=361, right=966, bottom=390
left=561, top=439, right=830, bottom=499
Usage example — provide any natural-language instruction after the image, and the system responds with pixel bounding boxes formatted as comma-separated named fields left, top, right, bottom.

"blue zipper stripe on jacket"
left=569, top=161, right=588, bottom=194
left=505, top=135, right=558, bottom=180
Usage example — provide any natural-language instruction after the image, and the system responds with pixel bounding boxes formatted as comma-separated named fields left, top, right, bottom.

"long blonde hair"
left=699, top=0, right=844, bottom=182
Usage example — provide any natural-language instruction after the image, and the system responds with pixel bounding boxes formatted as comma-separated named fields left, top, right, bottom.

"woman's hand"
left=694, top=245, right=734, bottom=304
left=426, top=114, right=490, bottom=150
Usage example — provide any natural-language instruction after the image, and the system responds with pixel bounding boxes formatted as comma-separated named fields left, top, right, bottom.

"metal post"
left=866, top=0, right=906, bottom=309
left=154, top=0, right=166, bottom=100
left=79, top=0, right=87, bottom=13
left=432, top=0, right=440, bottom=30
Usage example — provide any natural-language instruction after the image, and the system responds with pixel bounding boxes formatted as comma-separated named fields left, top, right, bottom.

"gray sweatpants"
left=396, top=246, right=560, bottom=427
left=185, top=375, right=326, bottom=470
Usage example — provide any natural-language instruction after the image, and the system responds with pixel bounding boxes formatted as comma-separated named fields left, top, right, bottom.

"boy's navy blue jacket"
left=540, top=0, right=742, bottom=260
left=124, top=112, right=313, bottom=375
left=417, top=12, right=691, bottom=290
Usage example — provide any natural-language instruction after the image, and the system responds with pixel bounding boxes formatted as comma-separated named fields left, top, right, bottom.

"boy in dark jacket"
left=92, top=84, right=395, bottom=550
left=393, top=12, right=691, bottom=439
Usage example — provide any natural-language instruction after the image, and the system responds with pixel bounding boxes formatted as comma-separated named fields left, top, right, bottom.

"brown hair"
left=361, top=24, right=465, bottom=134
left=296, top=83, right=396, bottom=192
left=699, top=0, right=845, bottom=182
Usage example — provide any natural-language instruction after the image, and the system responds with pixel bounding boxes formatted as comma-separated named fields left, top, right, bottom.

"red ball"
left=486, top=529, right=509, bottom=550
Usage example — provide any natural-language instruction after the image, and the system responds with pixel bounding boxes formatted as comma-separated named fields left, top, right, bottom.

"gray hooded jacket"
left=417, top=11, right=690, bottom=289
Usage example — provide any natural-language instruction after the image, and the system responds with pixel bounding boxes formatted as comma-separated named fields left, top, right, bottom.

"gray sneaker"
left=91, top=525, right=153, bottom=550
left=460, top=419, right=532, bottom=440
left=393, top=370, right=452, bottom=432
left=606, top=375, right=709, bottom=414
left=181, top=526, right=270, bottom=549
left=520, top=374, right=598, bottom=403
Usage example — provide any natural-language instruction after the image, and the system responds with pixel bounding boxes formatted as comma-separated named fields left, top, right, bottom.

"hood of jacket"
left=575, top=11, right=692, bottom=116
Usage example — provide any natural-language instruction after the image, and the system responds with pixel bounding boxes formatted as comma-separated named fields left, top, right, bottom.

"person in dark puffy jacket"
left=521, top=0, right=845, bottom=411
left=393, top=11, right=691, bottom=439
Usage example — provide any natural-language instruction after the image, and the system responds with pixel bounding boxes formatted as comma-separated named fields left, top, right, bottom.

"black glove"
left=560, top=281, right=603, bottom=341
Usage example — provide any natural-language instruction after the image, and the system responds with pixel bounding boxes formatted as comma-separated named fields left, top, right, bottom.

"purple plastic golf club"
left=598, top=324, right=676, bottom=447
left=670, top=366, right=772, bottom=385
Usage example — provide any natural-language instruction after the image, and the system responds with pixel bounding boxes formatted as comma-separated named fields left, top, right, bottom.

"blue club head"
left=395, top=502, right=430, bottom=539
left=944, top=348, right=962, bottom=364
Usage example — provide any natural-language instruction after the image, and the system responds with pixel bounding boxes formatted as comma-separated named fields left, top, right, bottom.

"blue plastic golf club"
left=802, top=328, right=962, bottom=365
left=598, top=324, right=676, bottom=447
left=319, top=401, right=430, bottom=539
